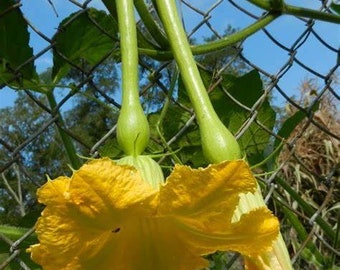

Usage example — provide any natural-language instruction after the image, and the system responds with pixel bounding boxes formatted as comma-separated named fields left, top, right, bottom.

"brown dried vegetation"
left=278, top=77, right=339, bottom=267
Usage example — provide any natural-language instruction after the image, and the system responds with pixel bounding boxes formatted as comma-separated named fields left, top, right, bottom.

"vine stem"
left=139, top=13, right=279, bottom=60
left=114, top=0, right=150, bottom=156
left=134, top=0, right=169, bottom=48
left=155, top=0, right=214, bottom=123
left=101, top=1, right=279, bottom=61
left=247, top=0, right=340, bottom=24
left=116, top=0, right=139, bottom=107
left=156, top=0, right=241, bottom=162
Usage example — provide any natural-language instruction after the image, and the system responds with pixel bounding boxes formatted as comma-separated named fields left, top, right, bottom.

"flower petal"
left=71, top=158, right=156, bottom=208
left=30, top=158, right=279, bottom=270
left=224, top=208, right=279, bottom=256
left=159, top=160, right=257, bottom=228
left=30, top=158, right=158, bottom=269
left=31, top=207, right=98, bottom=269
left=157, top=160, right=278, bottom=258
left=76, top=217, right=210, bottom=270
left=154, top=208, right=278, bottom=260
left=37, top=176, right=70, bottom=205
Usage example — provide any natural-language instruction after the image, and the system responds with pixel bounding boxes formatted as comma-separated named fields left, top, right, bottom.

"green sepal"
left=117, top=155, right=164, bottom=190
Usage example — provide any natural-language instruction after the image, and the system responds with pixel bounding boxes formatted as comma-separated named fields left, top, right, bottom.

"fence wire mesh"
left=0, top=0, right=339, bottom=269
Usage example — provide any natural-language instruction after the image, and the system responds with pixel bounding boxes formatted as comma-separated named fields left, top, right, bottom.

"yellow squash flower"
left=28, top=158, right=279, bottom=270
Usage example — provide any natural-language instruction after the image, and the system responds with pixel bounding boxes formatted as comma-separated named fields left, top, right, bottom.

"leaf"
left=0, top=0, right=38, bottom=88
left=148, top=102, right=206, bottom=167
left=52, top=8, right=119, bottom=83
left=330, top=2, right=340, bottom=15
left=207, top=70, right=276, bottom=165
left=175, top=69, right=275, bottom=166
left=274, top=102, right=319, bottom=149
left=18, top=207, right=44, bottom=228
left=98, top=137, right=123, bottom=158
left=0, top=225, right=40, bottom=269
left=150, top=69, right=275, bottom=166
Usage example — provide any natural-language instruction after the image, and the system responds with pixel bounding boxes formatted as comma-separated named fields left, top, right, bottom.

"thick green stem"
left=246, top=0, right=278, bottom=10
left=284, top=4, right=340, bottom=23
left=248, top=0, right=340, bottom=24
left=155, top=2, right=212, bottom=121
left=134, top=0, right=169, bottom=48
left=156, top=0, right=241, bottom=162
left=194, top=13, right=278, bottom=54
left=115, top=0, right=149, bottom=156
left=46, top=91, right=81, bottom=169
left=138, top=13, right=278, bottom=60
left=101, top=0, right=164, bottom=51
left=102, top=0, right=278, bottom=60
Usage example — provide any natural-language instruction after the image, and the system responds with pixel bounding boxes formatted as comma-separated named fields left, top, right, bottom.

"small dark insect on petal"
left=112, top=228, right=121, bottom=233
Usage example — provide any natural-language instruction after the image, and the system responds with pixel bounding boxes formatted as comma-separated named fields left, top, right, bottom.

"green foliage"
left=196, top=26, right=248, bottom=75
left=64, top=96, right=118, bottom=150
left=98, top=137, right=123, bottom=158
left=0, top=93, right=69, bottom=225
left=330, top=2, right=340, bottom=15
left=274, top=102, right=319, bottom=150
left=147, top=69, right=276, bottom=168
left=209, top=70, right=276, bottom=165
left=0, top=2, right=338, bottom=269
left=0, top=0, right=38, bottom=89
left=52, top=8, right=119, bottom=82
left=174, top=69, right=276, bottom=166
left=149, top=102, right=206, bottom=167
left=0, top=226, right=40, bottom=269
left=206, top=252, right=242, bottom=270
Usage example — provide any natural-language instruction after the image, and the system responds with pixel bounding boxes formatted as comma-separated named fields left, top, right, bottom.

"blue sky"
left=0, top=0, right=339, bottom=109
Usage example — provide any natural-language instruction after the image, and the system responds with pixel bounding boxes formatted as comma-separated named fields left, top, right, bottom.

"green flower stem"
left=156, top=0, right=241, bottom=162
left=101, top=0, right=166, bottom=52
left=134, top=0, right=169, bottom=49
left=114, top=0, right=150, bottom=156
left=46, top=91, right=81, bottom=169
left=138, top=12, right=278, bottom=60
left=247, top=0, right=340, bottom=24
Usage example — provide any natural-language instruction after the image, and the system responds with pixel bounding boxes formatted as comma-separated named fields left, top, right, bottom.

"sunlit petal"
left=29, top=158, right=279, bottom=270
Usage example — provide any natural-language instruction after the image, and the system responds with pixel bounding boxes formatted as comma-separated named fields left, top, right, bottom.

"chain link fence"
left=0, top=0, right=339, bottom=269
